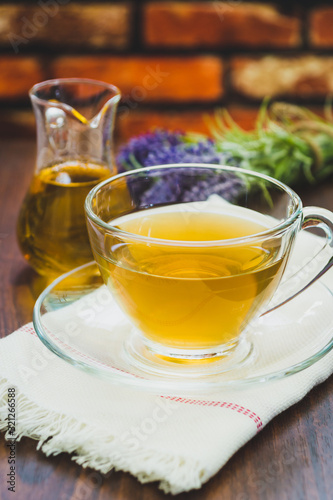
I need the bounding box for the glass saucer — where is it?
[33,262,333,395]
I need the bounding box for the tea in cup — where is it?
[85,165,333,365]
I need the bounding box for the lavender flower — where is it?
[143,139,231,167]
[181,176,245,204]
[140,167,244,207]
[116,130,185,173]
[116,130,242,205]
[116,130,232,171]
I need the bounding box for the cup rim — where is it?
[85,163,303,247]
[29,77,121,107]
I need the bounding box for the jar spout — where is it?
[29,78,121,172]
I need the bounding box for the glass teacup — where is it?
[85,164,333,367]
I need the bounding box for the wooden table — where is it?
[0,139,332,500]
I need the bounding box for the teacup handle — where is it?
[262,207,333,316]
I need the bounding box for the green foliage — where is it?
[208,101,333,187]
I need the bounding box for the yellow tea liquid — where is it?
[95,208,286,350]
[17,161,111,277]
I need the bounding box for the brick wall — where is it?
[0,1,331,143]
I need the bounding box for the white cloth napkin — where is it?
[0,236,332,494]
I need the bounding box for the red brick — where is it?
[52,56,223,102]
[117,110,213,143]
[231,56,333,99]
[309,8,333,48]
[0,4,131,51]
[144,2,301,48]
[0,57,43,98]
